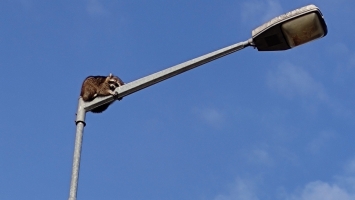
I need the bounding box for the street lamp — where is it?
[69,4,327,200]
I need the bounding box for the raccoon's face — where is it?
[108,77,123,91]
[109,83,117,90]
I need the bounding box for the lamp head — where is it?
[251,4,327,51]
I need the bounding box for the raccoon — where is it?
[80,73,124,113]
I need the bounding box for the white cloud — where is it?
[86,0,109,16]
[213,158,355,200]
[19,0,33,10]
[286,181,355,200]
[285,158,355,200]
[349,54,355,67]
[241,0,283,25]
[250,149,272,165]
[214,178,259,200]
[267,62,327,100]
[266,61,352,117]
[243,146,274,167]
[328,43,350,57]
[330,43,355,84]
[344,159,355,174]
[193,107,225,128]
[306,131,335,154]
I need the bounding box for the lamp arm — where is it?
[84,39,252,112]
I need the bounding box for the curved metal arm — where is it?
[84,39,252,112]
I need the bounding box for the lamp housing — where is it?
[251,4,327,51]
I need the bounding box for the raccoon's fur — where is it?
[80,73,124,113]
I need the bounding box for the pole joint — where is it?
[75,120,86,127]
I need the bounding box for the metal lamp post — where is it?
[68,4,327,200]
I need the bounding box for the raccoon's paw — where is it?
[108,90,116,95]
[112,91,118,98]
[113,91,123,101]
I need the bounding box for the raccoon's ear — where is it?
[109,73,113,77]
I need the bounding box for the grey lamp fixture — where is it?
[69,4,327,200]
[252,4,327,51]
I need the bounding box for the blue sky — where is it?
[1,0,355,200]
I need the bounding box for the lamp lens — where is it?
[281,12,325,47]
